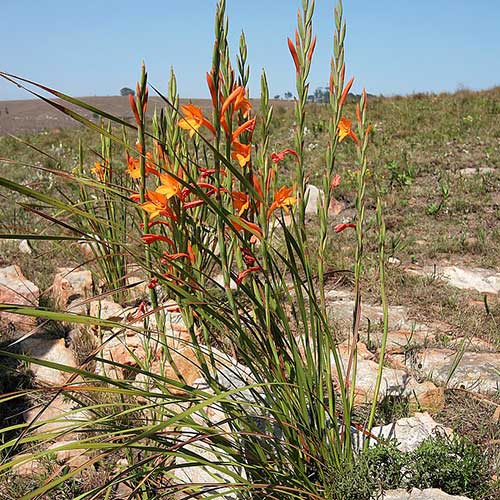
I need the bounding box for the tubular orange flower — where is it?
[338,117,359,144]
[229,216,263,240]
[334,223,356,233]
[129,94,140,125]
[126,151,157,179]
[231,141,251,167]
[267,186,297,218]
[178,103,215,137]
[232,117,256,143]
[187,241,196,265]
[206,72,218,108]
[141,234,174,246]
[307,35,317,62]
[126,153,141,178]
[236,265,261,285]
[234,88,252,118]
[331,174,341,189]
[339,76,355,108]
[288,37,300,73]
[221,86,252,118]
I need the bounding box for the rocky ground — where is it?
[1,252,498,499]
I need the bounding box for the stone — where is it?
[21,337,77,386]
[406,348,500,394]
[326,289,429,334]
[173,443,242,500]
[356,412,452,453]
[333,341,444,409]
[47,440,89,468]
[18,239,32,254]
[459,166,494,176]
[11,454,46,476]
[0,265,40,341]
[304,183,324,215]
[407,265,500,294]
[134,347,203,394]
[52,267,93,312]
[383,489,471,500]
[23,395,89,435]
[89,299,124,321]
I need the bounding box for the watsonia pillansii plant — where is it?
[0,0,387,498]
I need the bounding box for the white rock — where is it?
[23,395,89,435]
[355,412,452,453]
[304,183,324,215]
[21,337,77,386]
[18,239,32,254]
[383,488,472,499]
[407,265,500,294]
[459,167,494,176]
[408,348,500,394]
[52,267,93,311]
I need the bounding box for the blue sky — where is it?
[1,0,499,101]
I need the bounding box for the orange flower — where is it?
[126,151,158,179]
[141,191,176,221]
[156,172,181,200]
[126,153,141,178]
[231,191,250,215]
[267,186,297,218]
[91,161,106,181]
[178,103,215,137]
[338,117,359,144]
[231,141,251,167]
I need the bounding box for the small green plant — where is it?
[386,159,415,188]
[426,178,450,215]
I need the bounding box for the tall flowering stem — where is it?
[133,63,160,318]
[346,89,371,409]
[289,0,316,232]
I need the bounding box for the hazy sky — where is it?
[1,0,499,101]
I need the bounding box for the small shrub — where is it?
[407,434,490,497]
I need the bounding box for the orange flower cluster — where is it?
[177,84,255,168]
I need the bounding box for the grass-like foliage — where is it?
[0,1,396,498]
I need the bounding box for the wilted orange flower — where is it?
[267,186,297,218]
[338,117,359,144]
[178,103,215,137]
[231,141,251,167]
[270,148,298,164]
